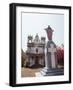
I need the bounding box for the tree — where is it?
[56,46,64,66]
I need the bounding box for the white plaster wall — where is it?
[39,59,44,65]
[30,47,44,54]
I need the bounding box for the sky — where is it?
[21,12,64,52]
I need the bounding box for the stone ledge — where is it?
[35,68,64,77]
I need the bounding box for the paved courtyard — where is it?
[21,64,64,77]
[21,67,42,77]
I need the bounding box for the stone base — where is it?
[35,67,64,77]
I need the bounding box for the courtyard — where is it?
[21,67,42,77]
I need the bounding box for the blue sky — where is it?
[22,12,64,52]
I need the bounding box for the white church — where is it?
[26,34,46,67]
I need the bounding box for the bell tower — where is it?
[28,35,33,43]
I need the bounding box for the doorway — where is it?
[35,56,39,66]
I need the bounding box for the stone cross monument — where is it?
[44,25,57,69]
[35,25,64,76]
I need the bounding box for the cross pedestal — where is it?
[48,44,57,68]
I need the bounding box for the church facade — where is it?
[26,34,46,67]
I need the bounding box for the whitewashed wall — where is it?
[30,47,44,54]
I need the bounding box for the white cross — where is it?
[48,44,57,68]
